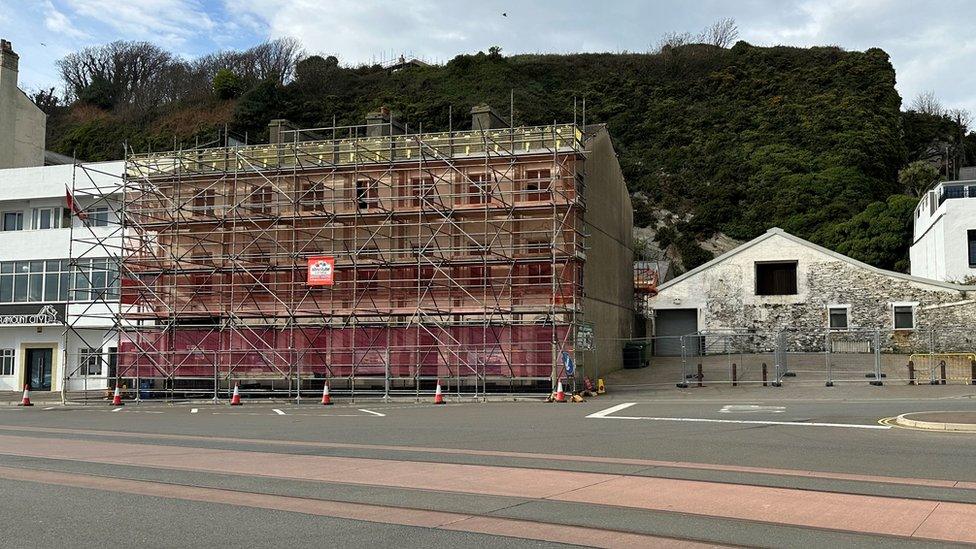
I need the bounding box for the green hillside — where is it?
[44,41,975,272]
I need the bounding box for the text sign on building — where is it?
[307,256,335,286]
[0,305,60,326]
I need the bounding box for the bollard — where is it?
[731,363,737,387]
[761,363,768,387]
[940,360,947,385]
[908,360,915,386]
[697,364,703,388]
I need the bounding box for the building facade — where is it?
[645,228,976,354]
[0,40,45,169]
[0,161,123,392]
[910,178,976,283]
[108,111,632,394]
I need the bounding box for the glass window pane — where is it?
[29,261,43,273]
[0,274,12,302]
[40,209,51,229]
[44,273,59,301]
[28,273,43,301]
[74,271,90,301]
[13,275,28,301]
[59,273,70,301]
[0,263,12,274]
[45,260,60,272]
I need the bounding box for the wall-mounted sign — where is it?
[307,256,335,286]
[0,305,60,326]
[576,323,595,351]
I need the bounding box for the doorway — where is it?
[26,348,53,391]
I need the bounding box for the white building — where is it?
[0,161,123,393]
[910,178,976,283]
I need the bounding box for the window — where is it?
[0,258,118,304]
[300,182,324,212]
[0,349,13,376]
[893,304,915,330]
[969,230,976,268]
[250,186,273,215]
[828,306,849,330]
[193,190,215,216]
[467,173,491,205]
[79,348,102,376]
[755,261,798,295]
[409,177,432,207]
[356,179,378,209]
[524,169,551,201]
[2,211,23,231]
[32,207,65,230]
[88,207,110,227]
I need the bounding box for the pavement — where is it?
[0,384,975,547]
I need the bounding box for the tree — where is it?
[213,68,244,100]
[820,195,918,272]
[911,90,945,117]
[899,160,940,197]
[57,41,174,115]
[701,18,739,48]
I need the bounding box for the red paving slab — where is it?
[1,433,975,543]
[0,466,716,548]
[0,424,966,490]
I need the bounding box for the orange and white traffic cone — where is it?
[554,381,566,403]
[19,385,32,407]
[433,380,445,405]
[111,386,124,406]
[321,382,332,406]
[230,384,242,406]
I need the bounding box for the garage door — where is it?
[653,309,698,356]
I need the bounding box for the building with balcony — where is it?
[910,176,976,282]
[0,161,123,393]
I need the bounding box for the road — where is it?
[1,388,975,547]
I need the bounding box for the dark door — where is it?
[653,309,699,356]
[26,348,53,391]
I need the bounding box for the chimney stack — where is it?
[365,106,405,137]
[470,103,508,131]
[0,39,18,72]
[1,39,46,168]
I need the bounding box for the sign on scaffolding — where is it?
[576,323,595,351]
[307,256,335,286]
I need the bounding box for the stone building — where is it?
[644,228,976,354]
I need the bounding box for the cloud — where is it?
[62,0,216,48]
[42,0,89,39]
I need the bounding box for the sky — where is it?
[0,0,974,114]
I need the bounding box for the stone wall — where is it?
[650,229,976,353]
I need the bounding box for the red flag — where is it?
[65,186,88,221]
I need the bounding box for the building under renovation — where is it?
[72,106,633,397]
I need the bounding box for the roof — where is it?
[657,227,976,293]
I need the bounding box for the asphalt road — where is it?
[0,386,974,547]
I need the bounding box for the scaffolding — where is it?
[67,122,587,400]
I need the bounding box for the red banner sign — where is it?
[307,256,335,286]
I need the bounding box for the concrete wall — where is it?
[911,192,976,282]
[0,41,45,169]
[580,126,634,378]
[651,229,976,351]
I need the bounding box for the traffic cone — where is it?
[433,380,445,404]
[19,385,32,407]
[230,384,242,406]
[554,381,566,403]
[111,386,124,406]
[320,382,332,405]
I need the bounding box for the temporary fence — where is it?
[638,327,976,388]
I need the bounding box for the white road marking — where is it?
[272,409,286,416]
[585,402,637,419]
[598,415,890,430]
[719,404,785,414]
[43,407,57,410]
[358,409,386,417]
[112,407,123,412]
[190,408,198,414]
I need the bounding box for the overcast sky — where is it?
[1,0,974,114]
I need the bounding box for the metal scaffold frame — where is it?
[67,121,588,401]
